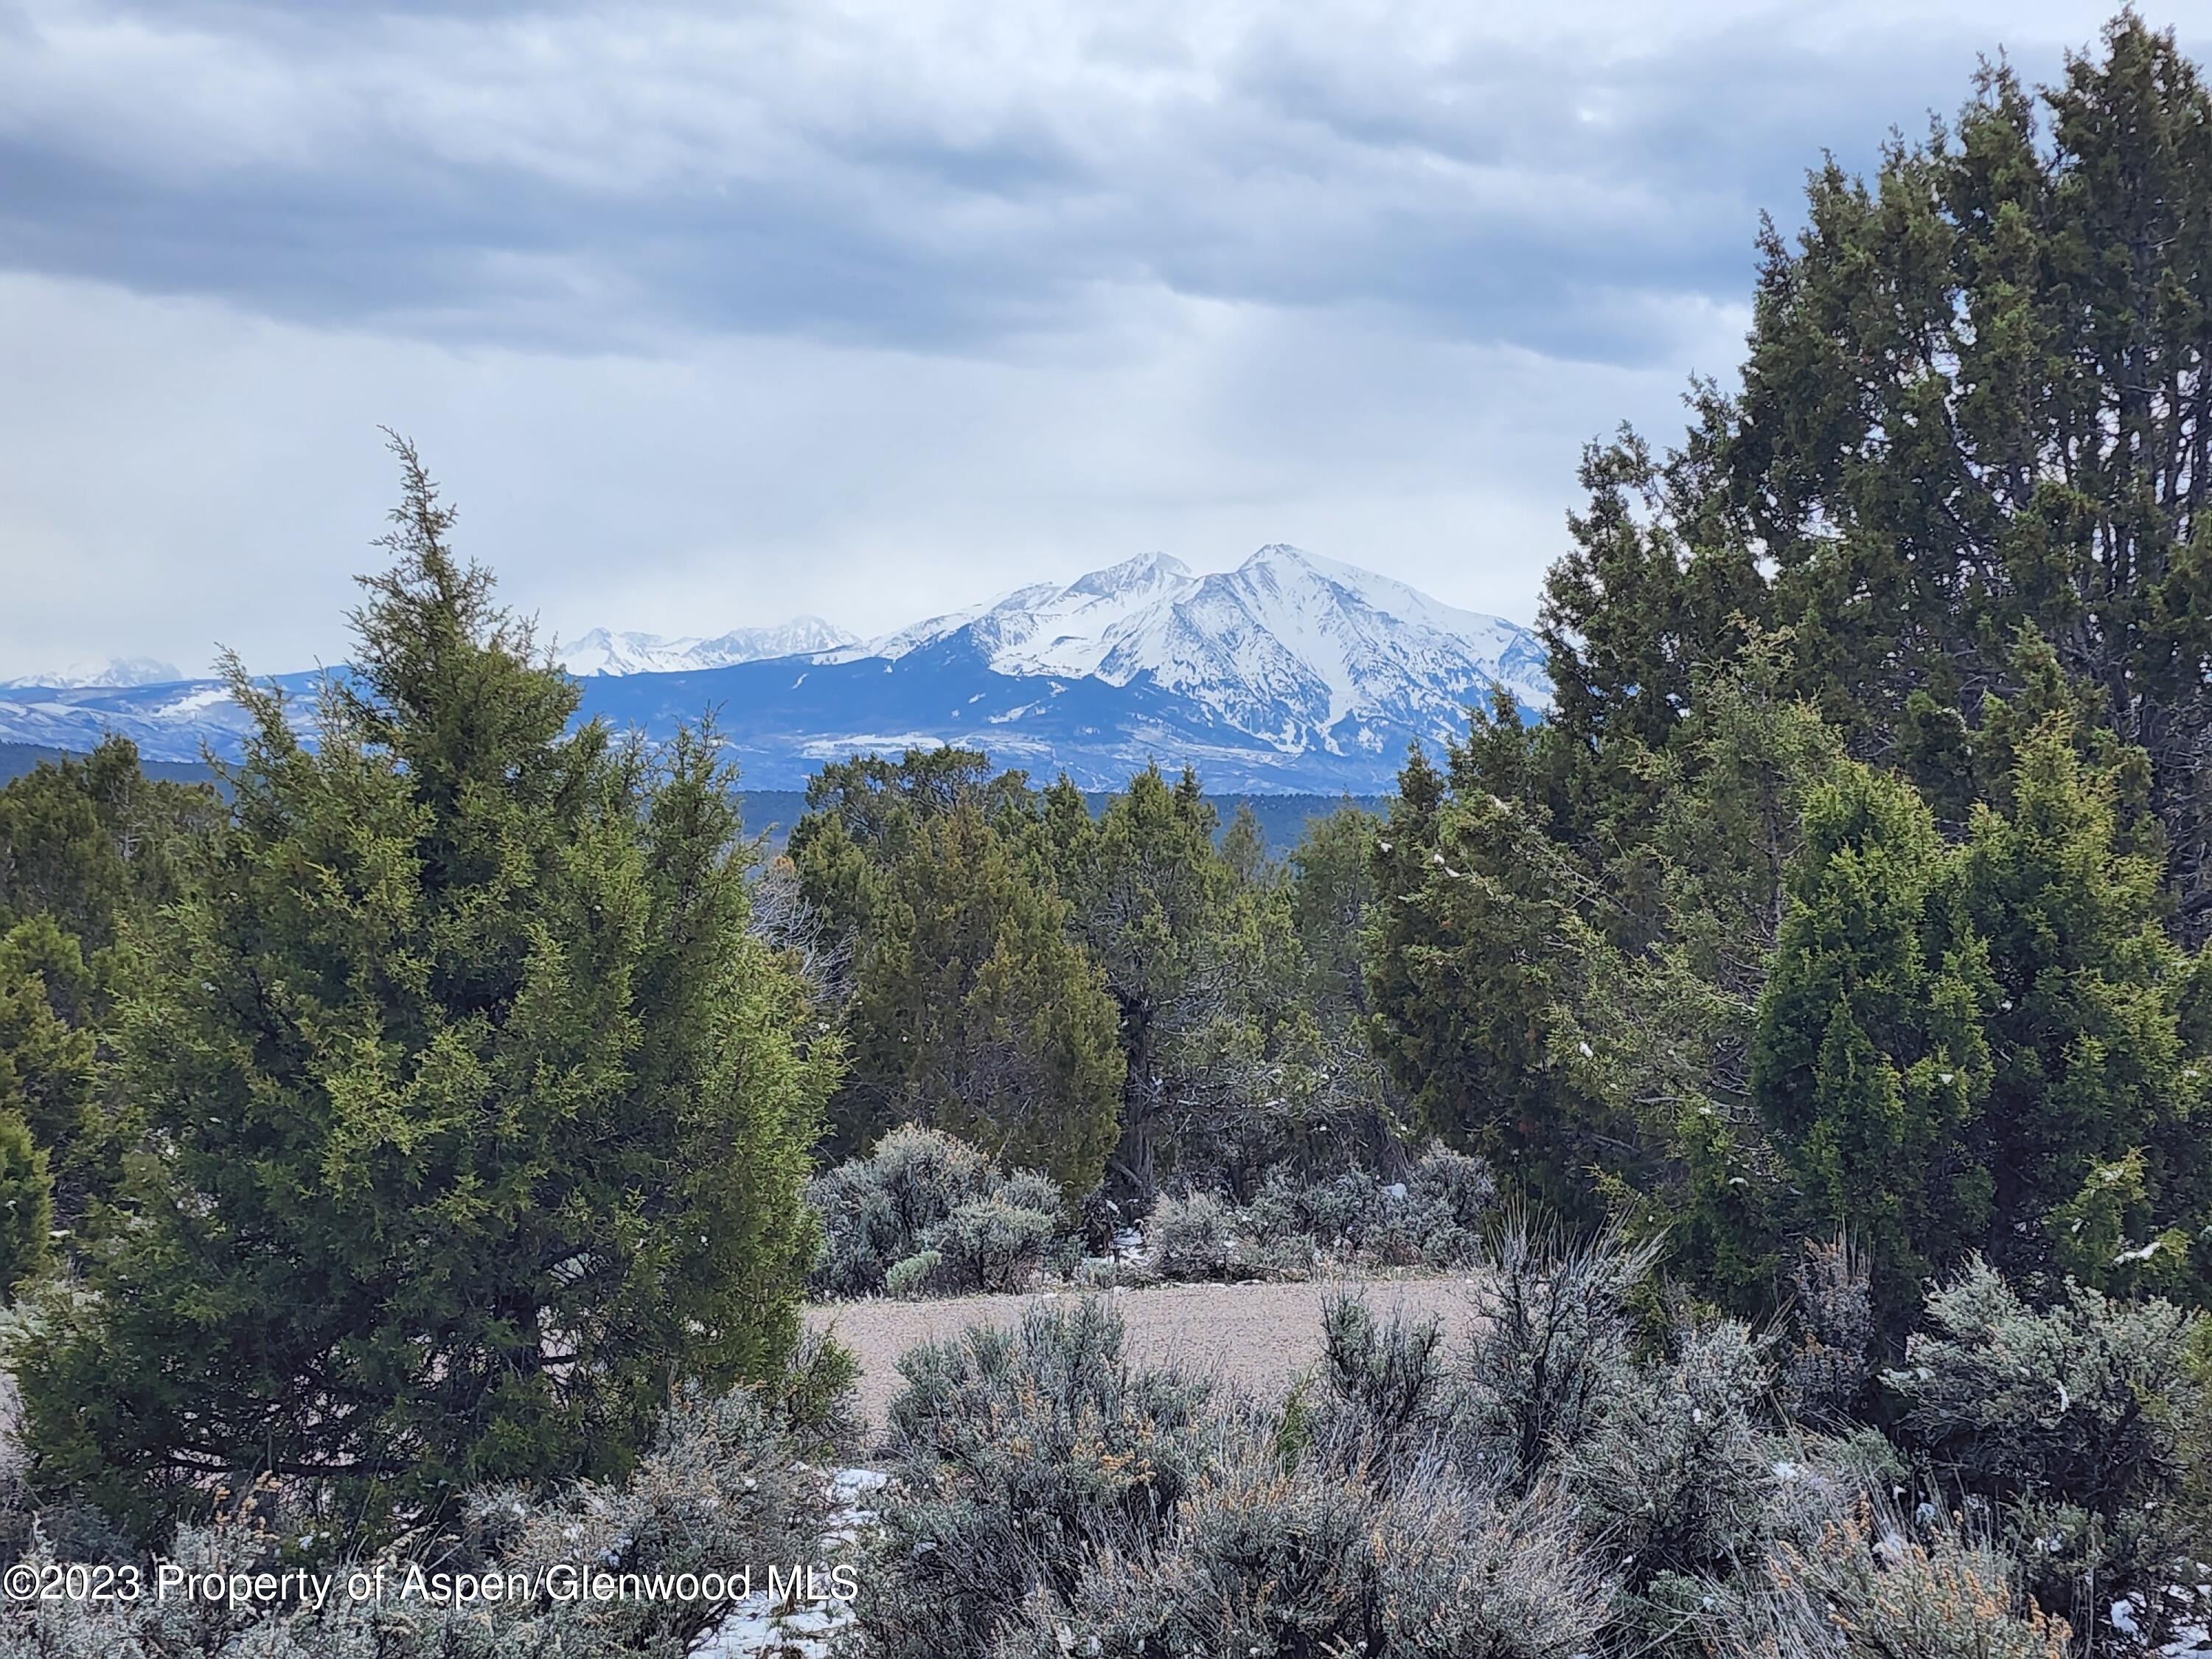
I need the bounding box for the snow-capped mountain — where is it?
[0,655,187,689]
[0,548,1549,791]
[825,546,1548,763]
[559,617,854,676]
[829,551,1200,672]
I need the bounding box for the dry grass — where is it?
[804,1274,1481,1437]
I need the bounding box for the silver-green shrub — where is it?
[0,1383,827,1659]
[1703,1502,2072,1659]
[1882,1257,2201,1650]
[922,1197,1063,1293]
[1565,1318,1779,1590]
[1460,1220,1657,1489]
[809,1124,1071,1298]
[881,1249,942,1298]
[985,1428,1610,1659]
[851,1298,1212,1659]
[1316,1293,1455,1458]
[1780,1235,1875,1425]
[1145,1191,1238,1280]
[1164,1144,1500,1279]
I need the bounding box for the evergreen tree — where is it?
[1759,20,2212,922]
[18,441,835,1537]
[1051,766,1238,1197]
[0,1111,50,1302]
[1363,723,1620,1217]
[0,735,218,954]
[1042,774,1397,1198]
[1574,643,1848,1307]
[0,739,219,1223]
[838,801,1123,1193]
[1289,803,1379,1011]
[0,918,100,1224]
[1220,801,1270,888]
[791,749,1124,1187]
[1540,428,1765,762]
[1959,709,2211,1293]
[1539,17,2212,932]
[1750,766,1996,1320]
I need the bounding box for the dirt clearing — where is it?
[805,1275,1481,1438]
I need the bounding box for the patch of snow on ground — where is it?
[696,1466,887,1658]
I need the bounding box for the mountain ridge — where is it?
[0,655,187,690]
[0,546,1548,792]
[557,616,856,676]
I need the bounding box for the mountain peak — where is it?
[1068,552,1190,598]
[0,549,1552,793]
[0,655,187,689]
[841,546,1550,742]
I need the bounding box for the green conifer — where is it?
[18,440,835,1537]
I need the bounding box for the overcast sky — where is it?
[0,0,2191,679]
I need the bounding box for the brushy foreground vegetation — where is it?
[843,1229,2188,1659]
[7,13,2212,1658]
[4,1226,2205,1658]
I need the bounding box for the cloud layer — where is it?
[0,0,2176,680]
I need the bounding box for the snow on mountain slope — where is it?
[822,553,1200,671]
[0,548,1548,791]
[560,617,854,676]
[0,655,187,689]
[818,544,1549,761]
[1096,545,1546,751]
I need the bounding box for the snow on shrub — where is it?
[1460,1219,1656,1489]
[1152,1144,1503,1281]
[1883,1256,2202,1651]
[1705,1502,2072,1659]
[987,1427,1610,1659]
[1146,1191,1239,1280]
[0,1381,833,1659]
[1565,1318,1779,1590]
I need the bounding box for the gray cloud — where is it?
[0,0,2133,361]
[0,0,2187,685]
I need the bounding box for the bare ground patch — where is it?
[805,1274,1481,1439]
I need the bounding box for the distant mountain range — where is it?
[0,655,184,690]
[0,546,1548,792]
[559,617,857,676]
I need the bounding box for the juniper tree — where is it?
[0,737,216,956]
[841,801,1123,1192]
[0,1112,49,1301]
[0,740,220,1223]
[1750,765,1996,1319]
[0,919,100,1226]
[793,751,1123,1190]
[1959,709,2211,1293]
[1048,766,1239,1197]
[17,440,835,1538]
[1363,720,1624,1220]
[1544,16,2212,933]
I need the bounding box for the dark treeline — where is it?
[738,787,1377,855]
[0,742,226,790]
